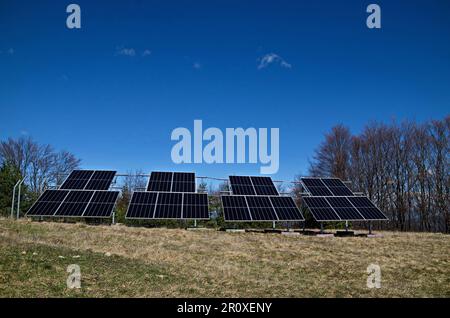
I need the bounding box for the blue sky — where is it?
[1,0,449,182]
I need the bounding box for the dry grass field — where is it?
[0,218,449,298]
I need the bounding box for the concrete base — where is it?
[335,230,355,237]
[281,232,300,237]
[316,233,335,238]
[225,229,246,233]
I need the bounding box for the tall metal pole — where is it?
[11,180,20,218]
[16,179,25,219]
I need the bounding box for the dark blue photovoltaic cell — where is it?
[60,170,95,190]
[302,197,341,221]
[126,192,158,218]
[83,191,119,217]
[146,172,174,192]
[269,196,304,221]
[26,190,69,216]
[229,176,256,195]
[84,171,116,190]
[172,172,196,193]
[54,191,94,217]
[222,195,252,221]
[182,193,209,219]
[154,192,182,218]
[250,176,279,196]
[347,196,388,220]
[246,196,278,220]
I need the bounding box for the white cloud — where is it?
[142,49,152,57]
[257,53,292,70]
[116,47,136,57]
[7,48,14,55]
[193,62,201,69]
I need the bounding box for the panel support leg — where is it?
[368,222,372,235]
[272,221,276,230]
[320,222,324,234]
[345,221,349,232]
[194,219,197,228]
[302,221,306,232]
[112,212,115,225]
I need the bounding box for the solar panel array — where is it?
[126,192,208,219]
[60,170,116,190]
[302,196,388,221]
[229,176,279,196]
[26,189,119,218]
[147,172,196,192]
[221,195,304,222]
[301,178,354,196]
[300,177,388,222]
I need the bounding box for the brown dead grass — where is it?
[0,218,449,297]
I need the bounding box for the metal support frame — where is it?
[345,221,349,232]
[368,222,372,235]
[112,212,115,225]
[194,219,197,228]
[320,222,324,234]
[11,180,21,218]
[272,221,276,229]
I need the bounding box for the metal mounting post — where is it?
[369,222,372,235]
[345,221,349,232]
[320,222,324,234]
[272,221,276,229]
[194,219,197,228]
[16,179,25,219]
[11,180,20,218]
[112,212,115,225]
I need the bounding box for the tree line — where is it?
[307,116,449,233]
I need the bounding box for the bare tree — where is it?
[0,136,81,193]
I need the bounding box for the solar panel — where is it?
[84,170,116,190]
[325,197,365,220]
[246,196,278,220]
[347,196,388,220]
[83,191,119,218]
[154,192,183,219]
[250,176,279,196]
[221,195,304,222]
[229,176,256,195]
[26,190,69,217]
[147,172,173,192]
[182,193,209,219]
[301,178,334,196]
[172,172,196,192]
[270,196,305,221]
[302,197,341,221]
[321,178,354,196]
[60,170,95,190]
[126,192,158,219]
[54,190,94,217]
[221,195,252,221]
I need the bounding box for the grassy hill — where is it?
[0,218,449,297]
